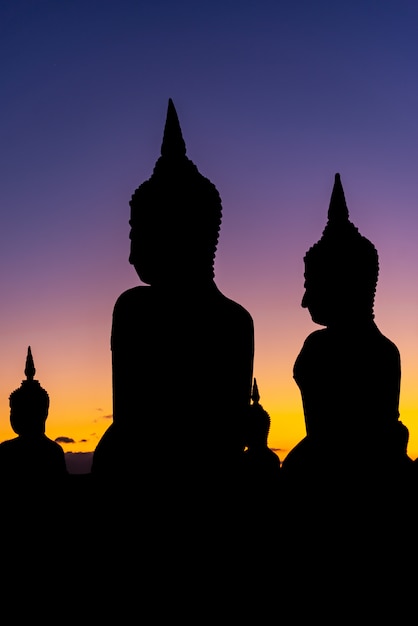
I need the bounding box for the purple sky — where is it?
[1,1,418,466]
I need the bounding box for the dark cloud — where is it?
[93,414,113,423]
[56,436,75,444]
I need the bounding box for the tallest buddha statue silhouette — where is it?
[92,100,254,503]
[281,173,411,499]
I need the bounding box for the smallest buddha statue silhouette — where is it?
[0,346,68,493]
[243,378,281,493]
[281,174,412,506]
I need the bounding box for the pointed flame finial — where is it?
[24,346,35,381]
[251,378,260,404]
[160,98,186,158]
[327,173,349,224]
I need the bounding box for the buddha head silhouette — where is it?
[9,346,50,437]
[129,99,222,286]
[302,173,379,326]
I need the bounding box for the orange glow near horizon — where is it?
[1,272,418,464]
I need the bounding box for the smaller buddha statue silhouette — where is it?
[0,346,68,489]
[239,377,282,534]
[243,378,281,490]
[281,173,411,499]
[92,99,254,504]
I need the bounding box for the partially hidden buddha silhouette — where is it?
[242,378,281,503]
[0,346,68,488]
[281,173,412,495]
[92,100,254,497]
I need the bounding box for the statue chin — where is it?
[136,270,152,285]
[129,258,152,285]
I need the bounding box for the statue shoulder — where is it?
[368,325,401,364]
[301,328,328,349]
[214,291,254,325]
[0,438,16,453]
[113,285,151,312]
[378,330,400,354]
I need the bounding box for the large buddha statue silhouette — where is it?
[92,100,254,501]
[281,173,411,497]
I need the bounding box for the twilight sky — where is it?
[1,0,418,470]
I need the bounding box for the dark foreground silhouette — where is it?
[1,106,418,617]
